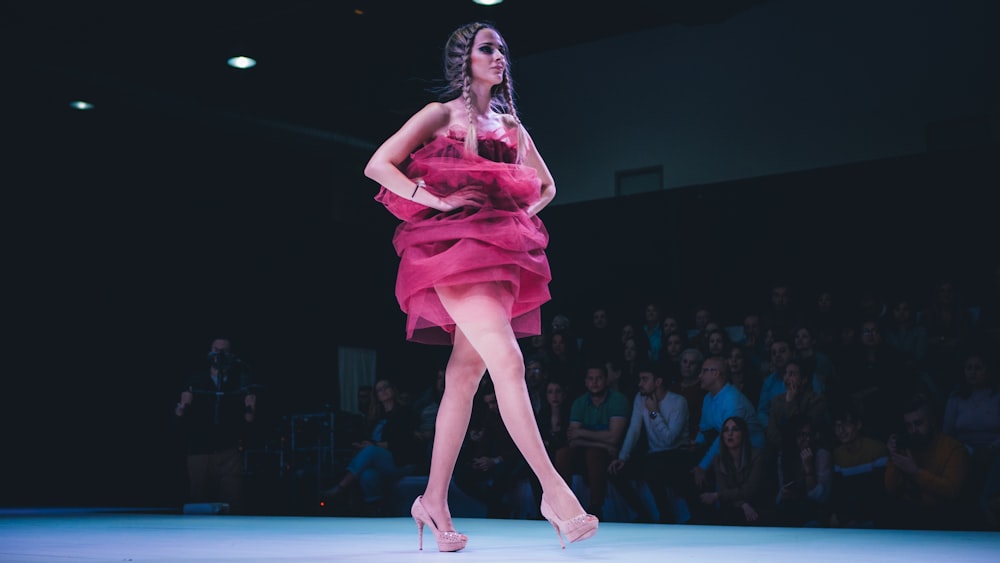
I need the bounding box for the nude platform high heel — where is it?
[410,496,467,552]
[539,494,599,548]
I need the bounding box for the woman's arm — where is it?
[364,102,467,211]
[517,125,556,217]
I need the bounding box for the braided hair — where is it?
[438,22,526,163]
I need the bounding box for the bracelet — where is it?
[411,179,426,199]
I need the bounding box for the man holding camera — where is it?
[884,394,968,529]
[174,337,257,513]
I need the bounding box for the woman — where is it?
[321,379,419,515]
[699,416,768,525]
[364,22,596,551]
[775,414,833,526]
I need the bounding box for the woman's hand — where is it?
[742,502,759,522]
[428,186,486,212]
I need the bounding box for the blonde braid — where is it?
[463,72,478,156]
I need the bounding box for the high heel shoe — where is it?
[410,496,467,552]
[539,494,599,549]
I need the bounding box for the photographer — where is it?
[884,394,968,529]
[174,337,256,513]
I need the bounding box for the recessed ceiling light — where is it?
[69,100,94,110]
[227,56,257,69]
[472,0,504,6]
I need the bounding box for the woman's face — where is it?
[722,419,744,449]
[551,333,566,356]
[794,328,813,352]
[374,380,394,402]
[666,334,683,357]
[783,363,803,389]
[708,332,725,355]
[797,423,814,450]
[728,347,744,374]
[621,324,634,342]
[546,382,564,406]
[623,338,637,362]
[470,28,506,87]
[965,356,987,388]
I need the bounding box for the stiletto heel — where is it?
[539,494,598,548]
[410,496,467,552]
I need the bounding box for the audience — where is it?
[208,260,999,532]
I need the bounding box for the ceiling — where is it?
[4,0,767,151]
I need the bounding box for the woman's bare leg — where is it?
[436,283,585,520]
[419,327,485,532]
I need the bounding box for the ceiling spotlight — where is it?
[69,100,94,110]
[472,0,504,5]
[227,56,257,69]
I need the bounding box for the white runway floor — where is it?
[1,508,998,562]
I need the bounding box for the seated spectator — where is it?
[536,378,572,502]
[923,278,974,392]
[883,297,928,381]
[320,379,420,516]
[608,361,691,523]
[884,394,969,530]
[558,364,629,519]
[766,360,829,450]
[524,358,549,416]
[702,326,732,361]
[453,382,529,519]
[728,344,763,410]
[774,414,833,527]
[943,351,1000,528]
[793,324,836,391]
[578,306,619,368]
[669,348,707,443]
[699,416,769,525]
[661,332,685,385]
[827,404,889,528]
[757,338,825,430]
[548,330,580,394]
[804,289,842,354]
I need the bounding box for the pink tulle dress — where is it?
[375,126,552,345]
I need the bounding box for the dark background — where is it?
[2,1,996,509]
